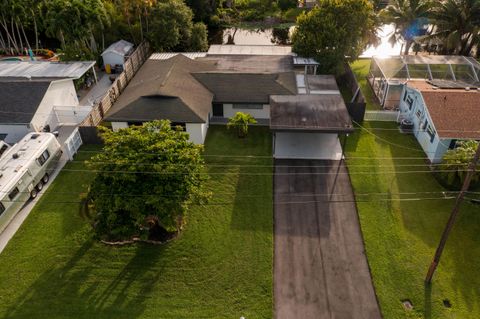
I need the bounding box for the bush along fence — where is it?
[80,41,151,127]
[337,63,366,122]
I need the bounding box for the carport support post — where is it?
[425,142,480,284]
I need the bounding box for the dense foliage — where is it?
[437,140,480,189]
[292,0,377,73]
[0,0,208,58]
[86,121,209,241]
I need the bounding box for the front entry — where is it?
[212,103,223,117]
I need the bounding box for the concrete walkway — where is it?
[0,156,68,254]
[274,159,381,319]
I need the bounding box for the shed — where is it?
[101,40,134,68]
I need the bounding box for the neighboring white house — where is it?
[399,80,480,163]
[0,61,95,144]
[101,40,134,69]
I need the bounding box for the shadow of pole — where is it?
[424,282,432,319]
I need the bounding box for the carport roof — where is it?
[269,95,353,133]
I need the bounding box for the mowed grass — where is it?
[345,122,480,318]
[350,59,382,110]
[0,126,273,319]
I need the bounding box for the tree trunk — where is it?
[20,23,31,51]
[32,12,39,50]
[14,19,24,53]
[403,39,412,55]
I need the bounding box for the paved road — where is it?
[274,159,382,319]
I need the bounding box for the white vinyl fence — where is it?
[64,127,83,160]
[364,110,399,122]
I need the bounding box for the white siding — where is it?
[223,104,270,119]
[0,124,31,144]
[186,123,208,144]
[103,52,125,68]
[31,80,79,131]
[111,122,129,131]
[399,86,448,163]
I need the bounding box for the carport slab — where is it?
[274,159,381,319]
[274,132,343,160]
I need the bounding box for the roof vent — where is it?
[432,86,438,90]
[31,133,40,139]
[12,153,19,159]
[465,87,471,91]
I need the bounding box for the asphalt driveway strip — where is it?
[274,159,382,319]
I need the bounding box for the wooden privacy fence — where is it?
[80,41,151,127]
[337,63,367,122]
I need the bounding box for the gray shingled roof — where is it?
[193,72,297,103]
[105,55,215,123]
[0,80,51,124]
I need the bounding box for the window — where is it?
[415,109,422,118]
[403,90,408,101]
[37,149,50,166]
[0,202,4,216]
[0,144,8,157]
[426,125,436,143]
[8,187,19,200]
[406,96,414,110]
[233,104,263,109]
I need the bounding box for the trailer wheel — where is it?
[42,173,49,184]
[36,181,44,191]
[30,189,38,199]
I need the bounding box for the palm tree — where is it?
[428,0,480,55]
[381,0,432,55]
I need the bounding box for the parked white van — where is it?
[0,132,62,233]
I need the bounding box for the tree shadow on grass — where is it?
[3,241,164,319]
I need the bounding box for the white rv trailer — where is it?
[0,132,62,234]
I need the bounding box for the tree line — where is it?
[0,0,210,60]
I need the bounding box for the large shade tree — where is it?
[86,120,210,242]
[381,0,432,55]
[292,0,377,73]
[439,140,480,188]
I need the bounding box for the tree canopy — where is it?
[292,0,376,73]
[438,140,480,189]
[86,120,210,241]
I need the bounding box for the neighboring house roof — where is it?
[208,45,292,56]
[105,54,215,123]
[150,52,208,60]
[0,61,95,79]
[101,40,134,57]
[269,94,353,133]
[193,72,297,103]
[408,80,480,139]
[199,55,294,73]
[0,80,51,124]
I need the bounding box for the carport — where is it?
[270,94,353,160]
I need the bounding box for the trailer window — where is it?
[37,150,50,166]
[8,187,19,200]
[0,202,4,216]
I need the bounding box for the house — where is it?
[399,80,480,163]
[101,40,134,70]
[105,45,353,159]
[0,61,95,144]
[367,55,480,109]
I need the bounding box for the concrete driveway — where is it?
[274,159,381,319]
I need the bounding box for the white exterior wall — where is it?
[31,80,79,132]
[399,86,450,163]
[186,122,208,144]
[111,122,129,131]
[223,104,270,119]
[102,52,125,68]
[0,124,31,144]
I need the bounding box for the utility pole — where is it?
[425,142,480,284]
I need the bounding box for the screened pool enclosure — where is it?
[368,55,480,109]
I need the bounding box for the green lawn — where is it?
[0,126,273,319]
[350,59,382,110]
[346,122,480,318]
